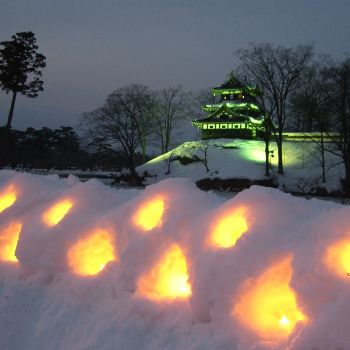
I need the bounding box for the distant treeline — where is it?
[0,126,146,171]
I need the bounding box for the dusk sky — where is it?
[1,0,350,130]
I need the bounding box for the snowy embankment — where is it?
[1,170,350,349]
[137,139,343,194]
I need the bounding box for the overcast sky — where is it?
[1,0,350,130]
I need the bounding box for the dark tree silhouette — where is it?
[289,64,332,183]
[82,84,155,181]
[237,43,313,175]
[0,31,46,128]
[322,58,350,191]
[0,126,93,171]
[154,86,189,153]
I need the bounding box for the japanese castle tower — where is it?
[192,73,266,140]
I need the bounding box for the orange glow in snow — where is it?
[67,228,116,276]
[209,207,248,248]
[233,256,307,342]
[0,222,22,262]
[0,186,17,214]
[136,244,191,301]
[43,199,73,227]
[324,238,350,278]
[133,196,165,231]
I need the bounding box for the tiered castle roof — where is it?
[192,73,265,139]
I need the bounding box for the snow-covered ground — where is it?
[137,139,343,194]
[1,170,350,349]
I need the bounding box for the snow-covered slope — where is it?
[137,139,343,193]
[1,171,350,349]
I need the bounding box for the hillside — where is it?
[137,139,343,194]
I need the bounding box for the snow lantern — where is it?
[0,185,17,214]
[232,255,307,343]
[42,198,73,227]
[132,195,165,231]
[324,237,350,278]
[209,207,248,248]
[67,228,116,276]
[0,221,22,262]
[136,244,191,301]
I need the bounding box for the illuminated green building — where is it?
[192,73,266,139]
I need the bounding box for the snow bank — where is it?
[0,170,349,350]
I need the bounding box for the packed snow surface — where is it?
[0,170,350,350]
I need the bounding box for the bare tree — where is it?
[261,112,275,177]
[165,148,177,175]
[289,63,331,130]
[289,63,332,183]
[190,88,219,119]
[237,43,313,174]
[82,84,155,180]
[154,86,189,154]
[198,140,210,173]
[322,57,350,191]
[246,84,275,177]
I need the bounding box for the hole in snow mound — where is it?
[132,196,165,231]
[0,221,22,262]
[324,238,350,278]
[67,228,117,276]
[0,185,17,214]
[232,255,307,343]
[42,199,73,227]
[209,207,248,248]
[136,244,191,301]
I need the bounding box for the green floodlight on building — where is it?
[192,72,266,140]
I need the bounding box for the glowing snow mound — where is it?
[0,172,350,350]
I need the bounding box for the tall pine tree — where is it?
[0,31,46,128]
